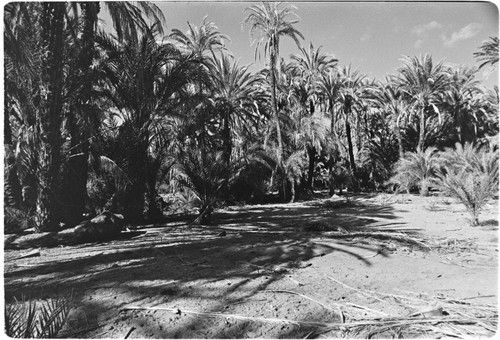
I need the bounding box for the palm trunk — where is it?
[124,137,148,223]
[306,146,316,190]
[345,111,357,191]
[270,38,287,203]
[396,124,404,159]
[60,3,100,226]
[34,2,66,232]
[417,106,425,152]
[223,107,231,166]
[329,99,336,137]
[4,107,23,208]
[270,44,283,156]
[289,179,295,203]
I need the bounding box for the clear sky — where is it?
[103,1,499,88]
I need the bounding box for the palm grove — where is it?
[4,2,499,233]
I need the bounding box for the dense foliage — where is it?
[4,2,499,230]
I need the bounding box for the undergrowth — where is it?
[5,294,73,338]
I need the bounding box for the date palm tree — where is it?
[171,17,229,149]
[396,54,450,151]
[31,2,66,231]
[440,66,482,144]
[371,77,412,158]
[98,25,199,222]
[290,42,337,101]
[474,36,499,69]
[4,3,41,212]
[316,69,344,137]
[60,2,166,225]
[244,2,304,158]
[288,43,337,190]
[336,65,367,186]
[210,52,262,165]
[4,2,168,230]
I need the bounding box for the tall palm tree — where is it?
[4,2,168,230]
[99,25,199,222]
[371,77,412,158]
[244,2,304,158]
[171,16,229,149]
[316,69,343,137]
[290,42,337,101]
[33,2,66,231]
[474,36,499,69]
[288,43,337,190]
[210,52,262,165]
[396,54,450,151]
[336,65,367,185]
[441,66,482,144]
[170,16,228,97]
[170,16,228,60]
[4,3,41,211]
[60,2,166,225]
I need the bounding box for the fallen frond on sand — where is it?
[429,237,480,254]
[322,275,498,338]
[121,305,496,337]
[323,230,432,250]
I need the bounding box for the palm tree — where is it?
[98,25,199,222]
[170,16,228,60]
[4,2,168,230]
[316,70,343,137]
[290,42,337,105]
[176,149,238,224]
[371,77,412,158]
[389,147,441,196]
[396,54,450,151]
[440,66,482,144]
[60,2,167,225]
[336,65,367,186]
[32,2,67,231]
[474,36,499,69]
[437,142,498,225]
[244,2,304,158]
[170,16,228,97]
[4,3,41,212]
[210,52,262,165]
[288,43,337,190]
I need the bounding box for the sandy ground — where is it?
[3,193,498,338]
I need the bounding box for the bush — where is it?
[5,294,73,338]
[229,160,270,204]
[388,148,440,196]
[176,149,236,224]
[4,207,34,234]
[436,142,499,225]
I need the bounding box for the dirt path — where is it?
[4,193,498,338]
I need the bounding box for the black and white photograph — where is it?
[3,1,499,338]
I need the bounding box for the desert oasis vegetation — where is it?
[3,1,499,338]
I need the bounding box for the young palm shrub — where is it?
[176,149,237,225]
[388,147,441,196]
[5,294,72,338]
[436,142,499,225]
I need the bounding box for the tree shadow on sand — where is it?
[4,197,426,338]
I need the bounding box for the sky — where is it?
[102,1,499,88]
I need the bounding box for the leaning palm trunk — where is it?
[34,3,66,231]
[344,111,357,191]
